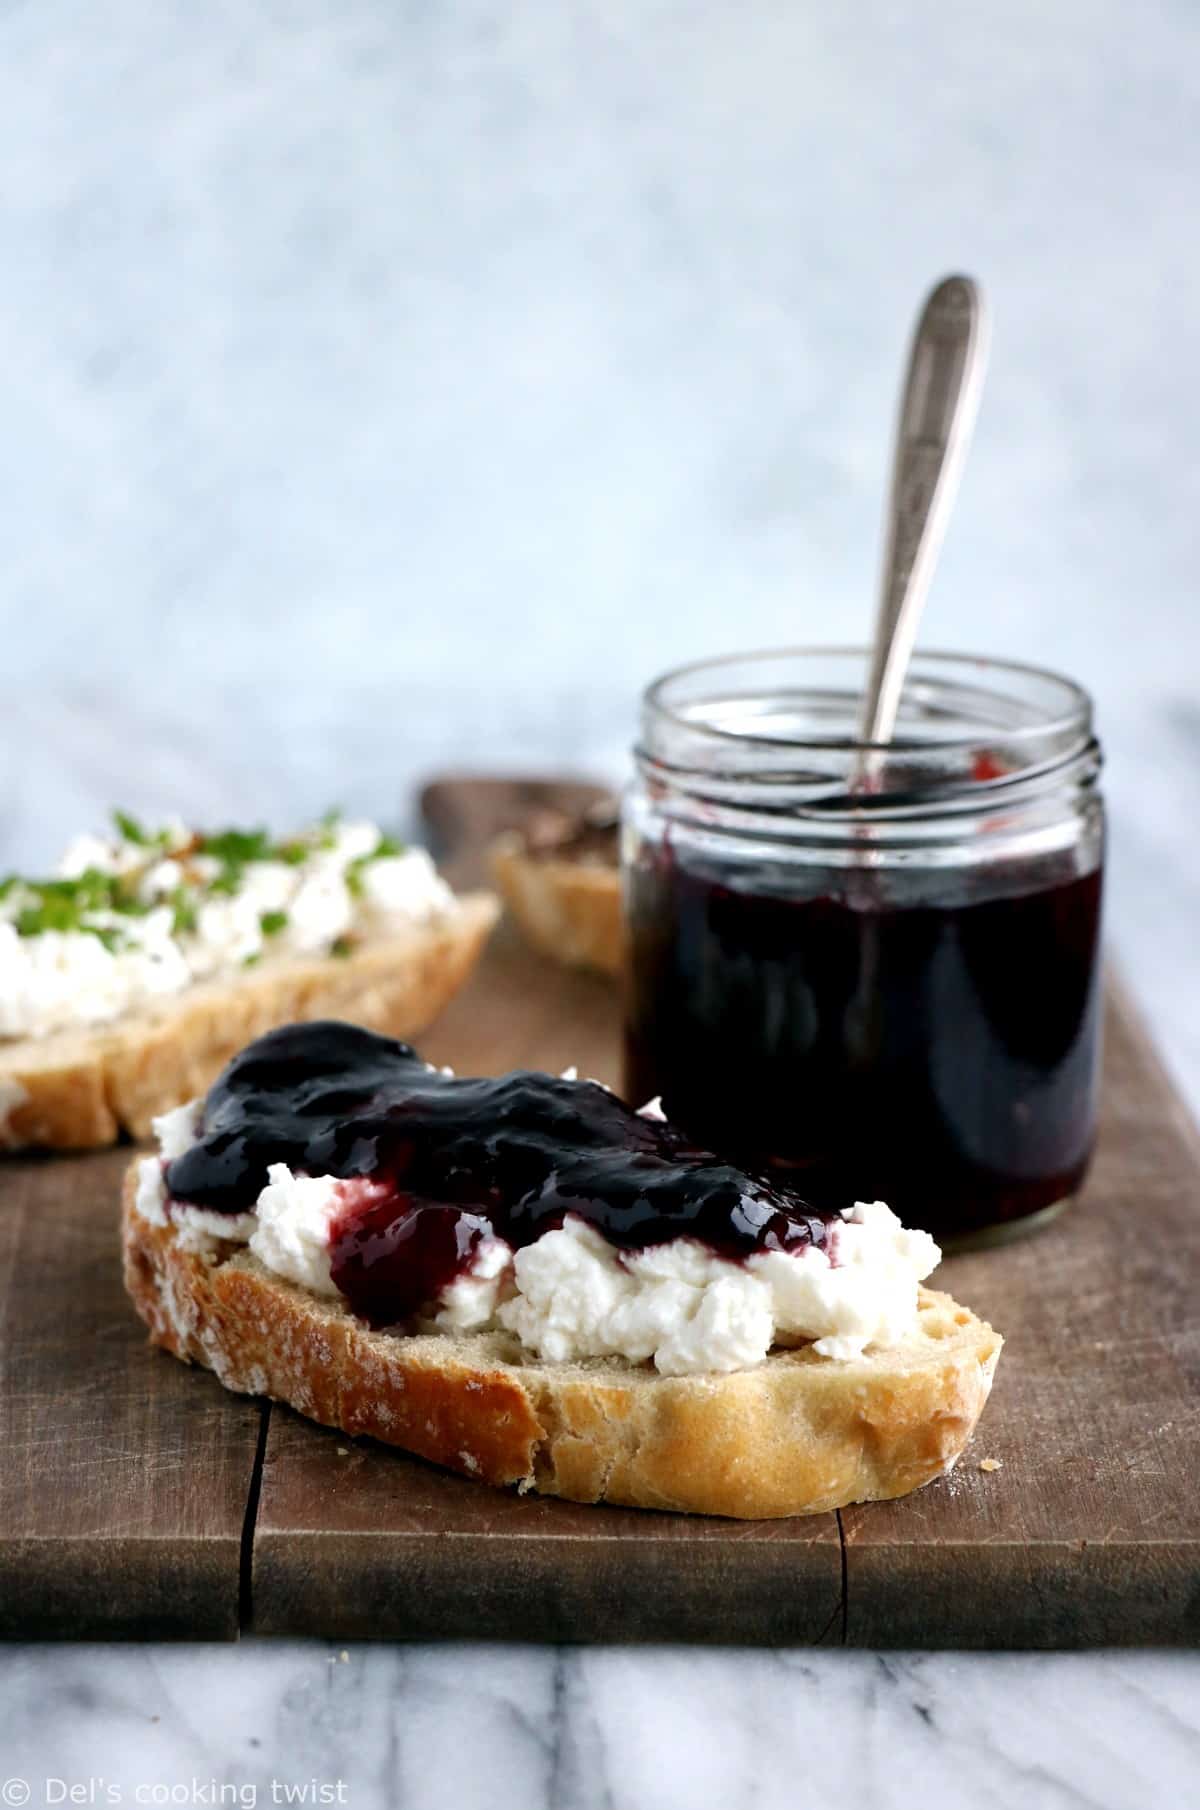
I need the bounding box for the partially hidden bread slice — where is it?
[122,1167,1002,1519]
[490,834,621,976]
[0,894,498,1153]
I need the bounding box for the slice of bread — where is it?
[0,894,498,1153]
[490,833,622,976]
[122,1166,1002,1520]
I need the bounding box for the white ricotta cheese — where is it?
[494,1207,939,1375]
[188,886,284,977]
[151,1097,204,1161]
[432,1237,515,1331]
[134,1155,169,1227]
[247,1164,349,1295]
[498,1219,776,1374]
[768,1199,942,1360]
[58,828,174,879]
[0,817,457,1041]
[358,848,457,926]
[173,1205,258,1252]
[0,912,191,1039]
[136,1079,941,1374]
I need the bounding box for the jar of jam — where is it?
[622,648,1105,1246]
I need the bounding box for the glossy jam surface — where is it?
[166,1021,835,1325]
[624,855,1104,1241]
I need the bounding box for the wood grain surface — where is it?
[3,776,1198,1643]
[0,1148,263,1638]
[251,1407,843,1644]
[842,988,1200,1646]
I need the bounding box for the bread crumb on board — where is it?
[978,1457,1003,1474]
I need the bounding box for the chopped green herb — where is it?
[16,904,61,937]
[198,827,274,866]
[113,809,148,845]
[111,812,174,852]
[242,951,262,967]
[345,834,404,898]
[6,866,158,936]
[13,894,127,951]
[168,888,198,935]
[330,935,355,959]
[43,871,107,909]
[4,813,401,950]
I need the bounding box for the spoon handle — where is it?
[857,274,989,747]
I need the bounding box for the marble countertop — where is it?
[1,1646,1197,1809]
[3,0,1200,1800]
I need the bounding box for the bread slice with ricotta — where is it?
[0,896,497,1152]
[489,806,621,977]
[122,1163,1001,1520]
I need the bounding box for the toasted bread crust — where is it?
[122,1167,1002,1519]
[490,835,621,976]
[0,895,498,1153]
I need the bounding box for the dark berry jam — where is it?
[165,1021,835,1327]
[623,854,1104,1242]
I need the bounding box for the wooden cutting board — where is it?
[2,778,1198,1645]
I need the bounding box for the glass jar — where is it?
[622,648,1105,1247]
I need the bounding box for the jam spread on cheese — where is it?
[165,1021,835,1325]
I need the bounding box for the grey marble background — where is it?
[1,3,1198,1803]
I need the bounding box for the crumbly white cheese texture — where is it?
[136,1098,941,1375]
[0,817,457,1040]
[495,1207,939,1371]
[250,1164,351,1295]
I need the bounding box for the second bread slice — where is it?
[0,893,498,1152]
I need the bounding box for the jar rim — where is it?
[643,645,1094,755]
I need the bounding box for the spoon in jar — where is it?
[856,274,989,761]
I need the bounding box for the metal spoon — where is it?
[856,274,989,751]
